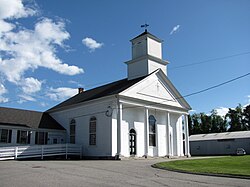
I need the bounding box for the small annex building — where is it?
[0,30,192,159]
[190,131,250,155]
[0,107,66,147]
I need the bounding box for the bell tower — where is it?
[125,30,169,80]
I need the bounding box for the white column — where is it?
[184,115,190,157]
[144,107,149,157]
[116,102,122,158]
[30,131,36,145]
[179,117,184,156]
[166,112,170,157]
[11,129,17,145]
[174,117,180,156]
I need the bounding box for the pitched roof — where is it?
[190,131,250,141]
[131,30,162,42]
[48,76,147,112]
[0,107,65,130]
[157,70,192,110]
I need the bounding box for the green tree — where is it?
[211,110,227,133]
[188,103,249,135]
[191,113,202,134]
[200,113,211,133]
[226,104,244,131]
[242,104,250,130]
[188,115,194,135]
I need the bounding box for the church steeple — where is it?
[125,31,169,80]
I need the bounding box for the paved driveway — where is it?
[0,158,249,187]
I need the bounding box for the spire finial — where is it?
[141,23,149,32]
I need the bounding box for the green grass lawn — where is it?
[154,156,250,177]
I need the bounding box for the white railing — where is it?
[0,144,82,160]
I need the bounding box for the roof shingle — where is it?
[48,76,146,112]
[0,107,65,130]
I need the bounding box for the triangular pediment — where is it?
[120,70,191,110]
[137,79,177,103]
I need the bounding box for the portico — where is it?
[115,99,190,158]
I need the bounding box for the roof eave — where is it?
[130,31,163,43]
[157,70,192,111]
[47,94,117,113]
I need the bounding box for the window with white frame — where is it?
[70,119,76,144]
[149,115,156,146]
[35,132,48,145]
[16,130,31,144]
[89,117,96,145]
[0,129,12,143]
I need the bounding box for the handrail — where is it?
[0,144,82,160]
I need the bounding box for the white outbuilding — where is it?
[48,30,192,159]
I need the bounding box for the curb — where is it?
[152,164,250,180]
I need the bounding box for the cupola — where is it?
[125,30,169,80]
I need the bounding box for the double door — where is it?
[129,129,136,155]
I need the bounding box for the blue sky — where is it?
[0,0,249,115]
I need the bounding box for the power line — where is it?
[120,72,250,111]
[1,72,249,119]
[79,51,250,89]
[44,69,249,118]
[169,51,250,70]
[182,72,250,98]
[71,72,250,118]
[3,72,250,108]
[83,51,250,89]
[1,50,249,107]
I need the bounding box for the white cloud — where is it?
[0,18,84,83]
[0,0,36,20]
[82,37,103,52]
[214,107,229,117]
[35,18,70,47]
[47,87,78,101]
[0,83,8,103]
[189,109,196,113]
[68,80,84,87]
[40,102,48,107]
[21,77,42,94]
[68,80,78,84]
[18,94,36,103]
[0,0,36,35]
[0,0,84,99]
[0,20,15,34]
[0,97,8,103]
[245,95,250,106]
[170,25,180,35]
[0,84,7,95]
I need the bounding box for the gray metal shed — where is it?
[190,131,250,155]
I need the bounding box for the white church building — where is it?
[47,30,192,159]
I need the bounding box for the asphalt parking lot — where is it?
[0,158,249,187]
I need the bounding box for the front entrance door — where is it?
[129,129,136,155]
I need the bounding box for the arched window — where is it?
[149,115,156,146]
[69,119,76,144]
[89,117,97,145]
[129,129,136,134]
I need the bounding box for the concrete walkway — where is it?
[0,158,249,187]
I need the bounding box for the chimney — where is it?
[78,87,84,94]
